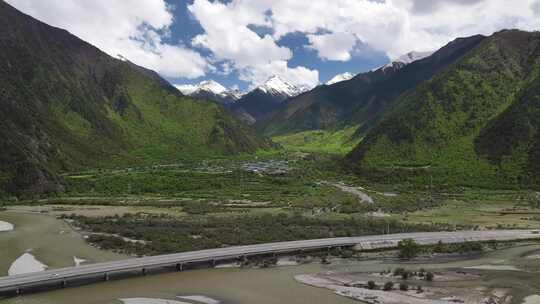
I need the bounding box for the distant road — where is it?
[1,230,539,296]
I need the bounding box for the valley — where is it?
[2,1,540,303]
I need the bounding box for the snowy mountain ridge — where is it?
[325,72,355,85]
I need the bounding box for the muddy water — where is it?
[4,265,359,304]
[0,211,124,275]
[3,211,540,304]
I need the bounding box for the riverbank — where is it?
[0,211,125,276]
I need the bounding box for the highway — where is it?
[1,229,539,296]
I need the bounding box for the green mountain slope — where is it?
[347,30,540,189]
[0,1,271,195]
[259,34,485,153]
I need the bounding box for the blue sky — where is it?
[8,0,540,92]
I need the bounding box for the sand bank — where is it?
[0,220,14,232]
[8,252,47,275]
[74,256,87,267]
[177,295,220,304]
[119,298,191,304]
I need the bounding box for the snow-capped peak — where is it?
[175,84,198,95]
[257,76,308,97]
[393,51,434,65]
[326,72,354,85]
[376,50,434,72]
[196,80,227,95]
[227,89,243,100]
[176,80,229,96]
[117,54,129,62]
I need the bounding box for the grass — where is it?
[272,126,360,155]
[400,191,540,229]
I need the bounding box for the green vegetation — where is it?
[348,30,540,189]
[383,282,394,291]
[398,239,421,259]
[399,283,409,291]
[401,189,540,230]
[67,212,437,256]
[0,2,271,196]
[272,126,360,155]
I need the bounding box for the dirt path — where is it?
[327,182,374,204]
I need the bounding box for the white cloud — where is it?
[307,32,358,61]
[7,0,210,78]
[407,0,485,15]
[187,0,313,87]
[189,0,291,68]
[188,0,540,62]
[532,0,540,15]
[9,0,540,88]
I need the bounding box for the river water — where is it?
[2,211,540,304]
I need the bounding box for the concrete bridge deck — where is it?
[1,229,539,297]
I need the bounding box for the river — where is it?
[2,211,540,304]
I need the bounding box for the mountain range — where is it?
[178,76,312,124]
[347,29,540,189]
[176,80,242,105]
[258,42,473,138]
[3,0,540,195]
[0,1,272,195]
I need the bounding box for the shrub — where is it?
[383,282,394,291]
[393,267,406,276]
[401,271,410,280]
[399,283,409,291]
[426,272,434,281]
[367,281,377,290]
[398,239,421,259]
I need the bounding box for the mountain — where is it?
[231,76,310,124]
[0,1,272,196]
[259,39,483,141]
[384,50,434,68]
[347,30,540,189]
[176,80,241,105]
[326,72,354,85]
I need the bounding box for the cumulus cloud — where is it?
[532,0,540,15]
[188,0,540,63]
[187,0,310,87]
[7,0,210,78]
[307,32,358,61]
[9,0,540,88]
[407,0,485,15]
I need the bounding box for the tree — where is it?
[426,272,434,281]
[401,271,410,280]
[367,281,377,290]
[399,283,409,291]
[383,282,394,291]
[398,238,421,260]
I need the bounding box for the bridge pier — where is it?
[104,273,109,281]
[15,288,21,296]
[61,280,67,288]
[142,268,147,276]
[176,263,183,271]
